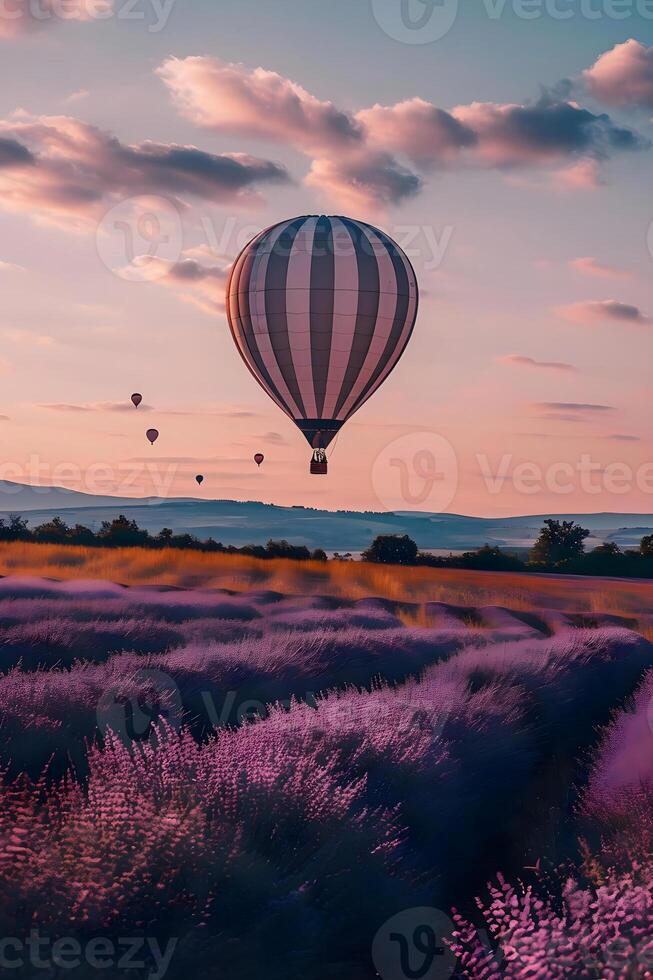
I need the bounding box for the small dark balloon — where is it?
[195,474,204,485]
[146,428,159,445]
[131,393,143,408]
[254,453,264,467]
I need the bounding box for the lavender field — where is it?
[1,571,652,979]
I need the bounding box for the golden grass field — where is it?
[0,540,652,621]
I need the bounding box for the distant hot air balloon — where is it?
[195,474,204,485]
[131,393,142,408]
[146,428,159,445]
[254,453,264,467]
[227,216,418,474]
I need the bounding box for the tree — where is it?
[529,519,590,567]
[0,514,31,542]
[68,524,97,546]
[458,544,525,572]
[33,516,71,543]
[311,548,328,562]
[362,534,419,566]
[640,534,653,558]
[97,515,150,548]
[265,539,311,561]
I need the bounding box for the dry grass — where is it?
[0,541,652,617]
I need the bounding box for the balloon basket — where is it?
[310,453,328,475]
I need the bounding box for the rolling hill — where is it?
[0,481,651,552]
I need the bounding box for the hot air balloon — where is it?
[195,474,204,485]
[131,393,142,408]
[254,453,264,467]
[226,216,418,474]
[146,428,159,445]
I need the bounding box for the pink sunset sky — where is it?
[0,2,652,516]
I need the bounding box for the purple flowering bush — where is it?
[0,576,652,978]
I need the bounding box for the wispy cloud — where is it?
[569,256,632,280]
[498,354,576,372]
[533,402,614,412]
[40,401,154,413]
[556,300,649,325]
[0,112,290,230]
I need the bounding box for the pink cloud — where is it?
[557,299,650,325]
[357,98,475,168]
[158,55,646,211]
[305,150,420,211]
[0,113,289,228]
[498,354,576,372]
[548,159,603,191]
[569,256,632,280]
[144,255,229,314]
[157,56,363,156]
[584,39,653,109]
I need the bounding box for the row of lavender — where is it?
[0,577,652,978]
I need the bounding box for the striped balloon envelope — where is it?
[226,215,419,473]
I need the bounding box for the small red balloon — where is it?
[146,428,159,445]
[254,453,264,467]
[131,393,142,408]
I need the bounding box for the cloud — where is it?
[40,401,154,413]
[557,299,650,325]
[158,56,647,209]
[584,39,653,109]
[450,95,645,166]
[64,89,90,104]
[569,256,632,280]
[305,150,421,210]
[533,402,614,412]
[0,113,290,228]
[548,159,603,191]
[0,259,25,272]
[606,433,640,442]
[142,255,229,313]
[357,98,476,168]
[259,431,288,445]
[0,0,111,39]
[157,56,363,156]
[498,354,576,372]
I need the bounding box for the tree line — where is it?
[362,520,653,577]
[0,514,328,562]
[1,513,653,577]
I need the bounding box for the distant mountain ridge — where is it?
[0,481,651,551]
